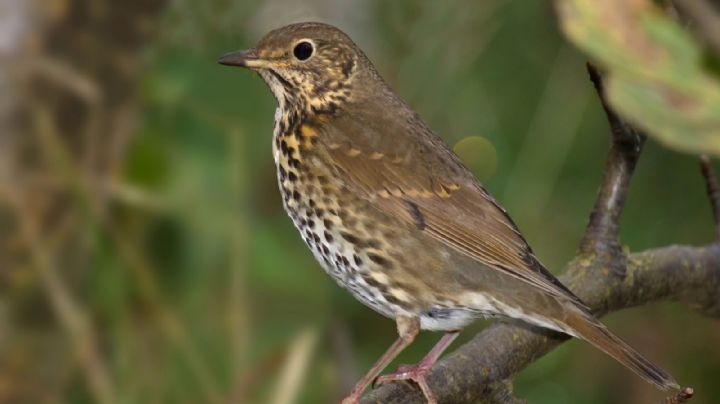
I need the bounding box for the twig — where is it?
[700,155,720,241]
[2,55,102,103]
[269,328,319,404]
[579,63,646,265]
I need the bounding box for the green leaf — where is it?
[556,0,720,156]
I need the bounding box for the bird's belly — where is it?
[281,189,400,318]
[419,308,480,331]
[274,152,415,320]
[274,170,509,329]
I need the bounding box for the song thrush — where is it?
[219,22,678,403]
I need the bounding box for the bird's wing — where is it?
[314,104,583,304]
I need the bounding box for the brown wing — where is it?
[314,101,582,303]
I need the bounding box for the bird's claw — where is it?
[372,362,437,404]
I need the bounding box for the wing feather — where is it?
[313,104,584,304]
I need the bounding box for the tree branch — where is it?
[578,63,645,267]
[700,155,720,241]
[362,66,719,403]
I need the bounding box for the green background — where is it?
[6,0,720,403]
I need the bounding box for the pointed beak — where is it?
[217,49,265,69]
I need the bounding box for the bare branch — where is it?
[363,244,720,403]
[700,155,720,241]
[579,63,646,263]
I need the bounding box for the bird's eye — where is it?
[293,41,314,61]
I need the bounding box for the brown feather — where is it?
[225,21,679,399]
[564,308,679,390]
[314,98,585,305]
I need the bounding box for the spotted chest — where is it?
[270,110,419,319]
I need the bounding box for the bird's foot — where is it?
[373,362,437,404]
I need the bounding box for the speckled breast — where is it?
[270,114,418,320]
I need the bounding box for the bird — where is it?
[218,22,679,403]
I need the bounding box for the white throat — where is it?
[259,70,289,111]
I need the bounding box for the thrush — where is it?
[219,22,678,403]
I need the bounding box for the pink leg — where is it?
[374,330,460,404]
[341,316,420,404]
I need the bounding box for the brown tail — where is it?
[565,309,679,391]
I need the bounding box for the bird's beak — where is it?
[217,49,266,69]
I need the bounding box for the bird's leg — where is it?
[341,316,419,404]
[374,330,461,404]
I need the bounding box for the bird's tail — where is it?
[564,309,679,391]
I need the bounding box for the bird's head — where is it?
[219,22,369,110]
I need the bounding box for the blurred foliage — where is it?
[1,1,719,404]
[557,0,720,157]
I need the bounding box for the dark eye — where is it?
[293,41,314,61]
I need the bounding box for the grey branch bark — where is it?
[578,63,645,266]
[700,156,720,241]
[362,65,719,403]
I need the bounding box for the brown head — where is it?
[219,22,380,110]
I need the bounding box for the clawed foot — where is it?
[373,362,437,404]
[340,362,437,403]
[339,329,456,404]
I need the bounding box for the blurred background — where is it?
[1,0,719,403]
